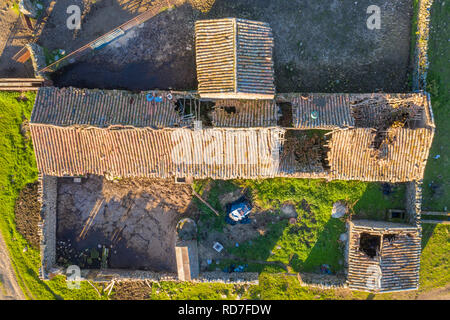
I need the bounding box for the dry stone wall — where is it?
[37,174,57,279]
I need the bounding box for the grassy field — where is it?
[416,0,450,296]
[0,91,105,300]
[421,0,449,211]
[420,224,450,291]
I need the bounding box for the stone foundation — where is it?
[26,43,48,79]
[77,269,259,284]
[37,175,57,279]
[405,181,423,229]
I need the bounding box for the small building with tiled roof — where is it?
[195,18,275,99]
[346,220,421,292]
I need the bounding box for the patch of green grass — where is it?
[224,178,372,273]
[0,91,105,300]
[198,179,407,274]
[422,0,450,211]
[420,224,450,291]
[353,183,406,220]
[247,273,338,300]
[150,273,342,300]
[11,1,20,16]
[151,281,239,300]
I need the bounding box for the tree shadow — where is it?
[35,0,198,90]
[421,223,437,249]
[297,217,346,273]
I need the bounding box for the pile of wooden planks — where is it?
[0,78,44,91]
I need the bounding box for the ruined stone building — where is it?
[31,18,434,292]
[346,220,422,292]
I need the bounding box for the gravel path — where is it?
[0,232,25,300]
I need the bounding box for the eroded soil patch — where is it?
[14,181,41,250]
[56,176,193,272]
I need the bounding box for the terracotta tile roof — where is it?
[327,127,434,182]
[347,220,421,292]
[30,88,434,182]
[195,18,275,99]
[31,87,188,128]
[30,125,284,179]
[284,93,433,130]
[289,94,354,129]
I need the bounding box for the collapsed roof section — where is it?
[30,87,434,182]
[327,127,433,182]
[347,220,421,293]
[280,93,435,130]
[195,18,275,99]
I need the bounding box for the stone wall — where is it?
[405,181,422,229]
[195,272,259,284]
[26,43,48,79]
[412,0,433,91]
[80,269,178,282]
[77,269,259,284]
[37,174,58,279]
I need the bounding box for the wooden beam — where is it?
[0,78,44,81]
[422,220,450,225]
[422,211,450,216]
[192,189,220,216]
[0,87,40,91]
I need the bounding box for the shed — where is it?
[195,18,275,99]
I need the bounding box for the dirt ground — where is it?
[56,176,194,272]
[0,232,25,300]
[26,0,413,92]
[111,280,152,300]
[207,0,414,93]
[0,0,34,77]
[14,182,41,249]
